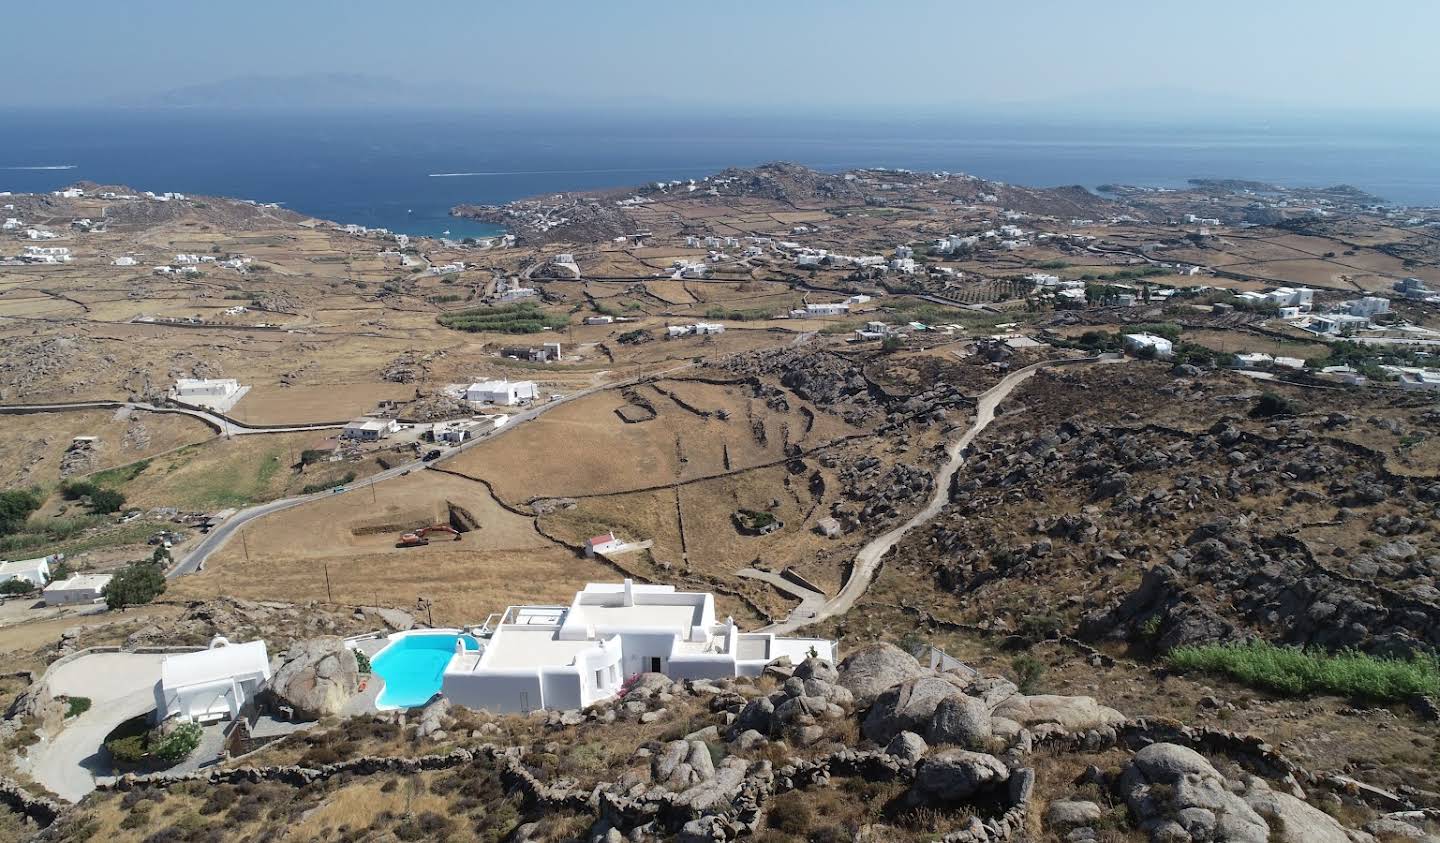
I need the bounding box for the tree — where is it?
[103,563,166,610]
[881,335,903,352]
[0,489,42,536]
[88,488,127,514]
[1,579,34,596]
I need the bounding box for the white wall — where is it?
[443,669,543,714]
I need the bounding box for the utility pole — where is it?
[323,563,333,603]
[240,528,250,563]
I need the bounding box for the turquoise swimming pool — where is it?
[371,633,480,709]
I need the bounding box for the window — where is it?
[609,665,619,685]
[595,668,606,689]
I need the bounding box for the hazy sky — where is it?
[7,0,1438,115]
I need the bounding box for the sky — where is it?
[5,0,1438,117]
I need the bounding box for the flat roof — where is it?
[575,602,702,632]
[160,640,270,689]
[0,558,49,576]
[480,627,595,669]
[44,573,112,591]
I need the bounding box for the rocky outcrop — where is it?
[264,637,360,720]
[837,642,927,706]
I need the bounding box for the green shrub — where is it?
[65,697,91,718]
[0,579,33,596]
[88,488,127,513]
[1168,641,1440,702]
[103,562,166,610]
[151,721,203,762]
[355,650,371,674]
[1250,392,1300,418]
[0,489,42,535]
[1012,654,1047,694]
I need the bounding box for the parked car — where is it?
[423,449,442,461]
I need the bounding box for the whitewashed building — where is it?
[153,637,271,724]
[1123,333,1174,359]
[804,302,851,317]
[0,556,53,589]
[341,418,400,441]
[173,378,240,399]
[424,581,835,713]
[466,380,538,406]
[22,245,71,263]
[43,573,113,606]
[112,256,138,266]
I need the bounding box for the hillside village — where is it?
[0,165,1438,841]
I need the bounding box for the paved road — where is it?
[30,652,165,802]
[761,356,1123,635]
[170,365,689,577]
[0,400,342,437]
[736,568,826,624]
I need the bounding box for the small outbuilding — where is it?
[43,573,112,606]
[153,637,271,724]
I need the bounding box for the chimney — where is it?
[622,578,635,607]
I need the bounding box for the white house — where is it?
[433,415,506,444]
[465,380,538,406]
[43,573,113,606]
[153,637,271,724]
[22,245,72,263]
[427,581,835,713]
[1123,333,1174,359]
[846,294,872,305]
[341,417,400,441]
[112,256,138,267]
[805,302,851,317]
[585,532,625,557]
[1234,353,1274,369]
[0,556,53,589]
[172,378,240,399]
[1344,296,1391,318]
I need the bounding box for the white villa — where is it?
[0,556,54,589]
[804,302,851,317]
[43,573,112,605]
[153,637,271,724]
[466,379,538,405]
[430,581,834,713]
[22,245,72,264]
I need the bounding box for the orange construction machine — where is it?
[396,525,462,548]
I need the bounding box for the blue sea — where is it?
[3,109,1438,238]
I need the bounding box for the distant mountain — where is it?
[150,73,470,109]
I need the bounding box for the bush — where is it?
[0,489,42,536]
[150,721,203,762]
[1012,654,1047,694]
[1168,641,1440,702]
[1250,392,1299,418]
[355,650,371,674]
[766,793,812,834]
[104,562,167,610]
[88,488,127,513]
[0,578,33,596]
[65,697,91,718]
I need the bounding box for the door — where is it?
[518,691,530,713]
[648,657,662,673]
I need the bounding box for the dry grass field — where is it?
[0,409,215,490]
[170,470,611,624]
[446,377,862,504]
[237,382,414,424]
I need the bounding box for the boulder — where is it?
[912,749,1009,802]
[653,740,715,789]
[992,693,1124,733]
[926,694,991,748]
[1120,744,1272,843]
[266,636,360,720]
[1242,779,1365,843]
[792,656,838,684]
[623,672,673,700]
[862,676,966,744]
[837,643,926,706]
[1046,799,1103,829]
[884,731,928,764]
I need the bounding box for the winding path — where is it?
[0,400,342,437]
[761,355,1124,635]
